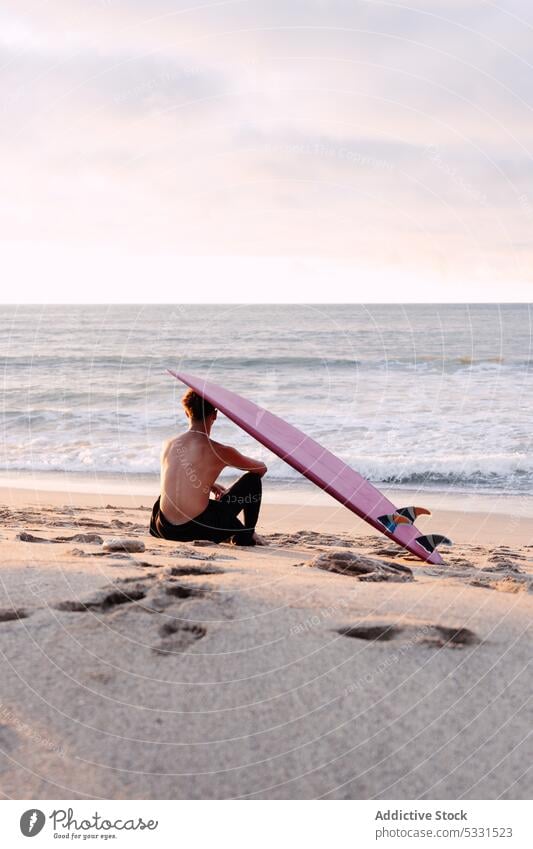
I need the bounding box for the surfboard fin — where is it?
[378,506,432,533]
[395,506,431,523]
[415,534,453,553]
[377,512,412,533]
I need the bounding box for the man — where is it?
[150,389,267,545]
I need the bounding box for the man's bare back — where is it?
[160,432,222,523]
[160,431,267,524]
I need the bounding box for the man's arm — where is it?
[216,443,268,477]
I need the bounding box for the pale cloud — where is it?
[1,0,532,300]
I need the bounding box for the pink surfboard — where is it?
[169,371,446,565]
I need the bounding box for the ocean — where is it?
[1,304,531,494]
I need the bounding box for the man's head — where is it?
[181,389,217,425]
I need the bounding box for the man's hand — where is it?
[211,482,228,500]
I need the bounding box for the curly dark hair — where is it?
[181,389,217,422]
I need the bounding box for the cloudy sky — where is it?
[2,0,532,300]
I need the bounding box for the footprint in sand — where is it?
[54,584,149,613]
[169,547,236,562]
[264,531,326,547]
[368,547,406,559]
[307,551,413,582]
[488,559,526,569]
[17,532,103,544]
[163,582,207,599]
[337,622,479,649]
[488,547,527,565]
[113,575,157,585]
[339,624,400,642]
[470,576,531,594]
[152,622,206,655]
[144,579,210,612]
[167,564,225,577]
[69,548,153,568]
[0,608,29,622]
[52,557,223,618]
[102,538,145,553]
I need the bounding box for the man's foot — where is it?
[252,532,268,546]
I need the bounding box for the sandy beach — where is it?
[3,0,533,824]
[0,482,531,800]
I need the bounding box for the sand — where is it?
[0,484,531,800]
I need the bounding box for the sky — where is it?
[1,0,533,301]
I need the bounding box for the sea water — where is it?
[1,304,531,494]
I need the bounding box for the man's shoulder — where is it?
[208,437,229,452]
[208,438,233,458]
[161,433,185,452]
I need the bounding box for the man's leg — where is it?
[150,496,232,543]
[189,499,252,544]
[220,472,262,543]
[149,498,162,537]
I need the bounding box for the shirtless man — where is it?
[150,389,267,545]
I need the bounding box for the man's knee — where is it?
[243,471,262,484]
[244,472,262,494]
